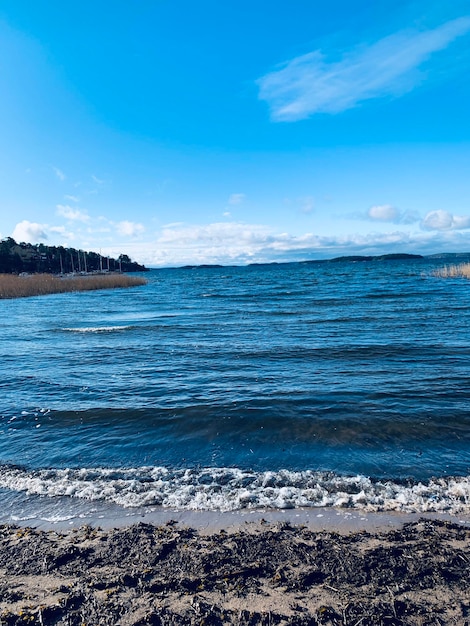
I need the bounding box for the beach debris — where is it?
[0,519,469,624]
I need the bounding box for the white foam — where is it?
[62,326,132,333]
[0,466,469,514]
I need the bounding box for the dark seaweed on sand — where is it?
[0,518,469,625]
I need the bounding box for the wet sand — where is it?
[1,515,469,625]
[11,498,470,534]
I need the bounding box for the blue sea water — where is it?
[1,259,470,522]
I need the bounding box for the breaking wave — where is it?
[61,326,133,333]
[1,465,469,514]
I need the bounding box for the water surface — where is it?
[1,259,470,522]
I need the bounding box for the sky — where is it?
[1,0,470,267]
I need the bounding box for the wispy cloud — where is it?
[224,193,246,218]
[49,225,75,240]
[116,220,145,237]
[300,196,315,214]
[159,221,269,243]
[52,166,66,181]
[421,209,470,230]
[56,204,90,222]
[155,222,273,264]
[368,204,401,221]
[367,204,420,224]
[228,193,246,205]
[257,16,470,121]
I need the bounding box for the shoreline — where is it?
[1,514,469,624]
[13,503,470,534]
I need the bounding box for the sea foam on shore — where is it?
[1,465,470,526]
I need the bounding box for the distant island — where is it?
[302,252,470,264]
[0,237,148,274]
[175,251,470,270]
[314,253,424,263]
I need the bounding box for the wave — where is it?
[0,465,469,514]
[61,325,133,333]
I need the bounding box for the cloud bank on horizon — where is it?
[0,1,469,267]
[9,205,470,267]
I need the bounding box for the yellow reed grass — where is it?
[433,263,470,279]
[0,273,147,299]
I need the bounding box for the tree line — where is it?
[0,237,148,274]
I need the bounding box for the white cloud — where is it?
[257,16,470,121]
[421,209,470,230]
[228,193,246,205]
[56,204,90,222]
[151,221,273,264]
[10,215,470,268]
[453,215,470,229]
[12,220,48,243]
[49,226,75,240]
[64,195,79,203]
[151,221,417,266]
[365,204,420,224]
[368,204,400,221]
[159,222,270,246]
[52,166,66,181]
[162,222,185,228]
[92,174,105,184]
[93,218,470,267]
[116,220,145,237]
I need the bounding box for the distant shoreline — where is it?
[152,251,470,271]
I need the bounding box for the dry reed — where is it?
[0,273,147,299]
[433,262,470,279]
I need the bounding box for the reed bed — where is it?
[0,273,147,299]
[433,262,470,279]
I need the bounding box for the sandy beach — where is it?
[1,515,469,625]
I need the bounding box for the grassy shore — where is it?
[0,273,147,299]
[433,262,470,279]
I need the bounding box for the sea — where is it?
[1,258,470,525]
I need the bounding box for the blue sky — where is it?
[1,0,470,266]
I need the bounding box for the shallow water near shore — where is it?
[1,259,470,524]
